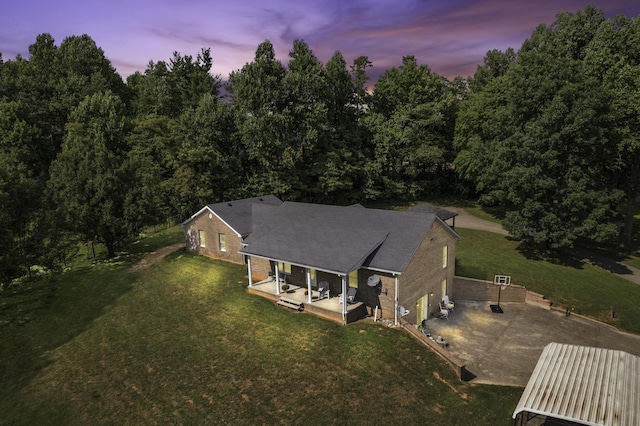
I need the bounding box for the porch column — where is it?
[247,257,253,287]
[275,266,281,296]
[306,268,312,304]
[341,275,347,321]
[394,274,399,326]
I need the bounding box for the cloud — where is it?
[2,0,639,82]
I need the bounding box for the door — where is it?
[416,294,429,324]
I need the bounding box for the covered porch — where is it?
[247,278,368,324]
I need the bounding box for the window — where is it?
[199,230,206,247]
[309,268,317,285]
[278,262,291,275]
[348,270,358,288]
[442,245,448,268]
[218,233,226,252]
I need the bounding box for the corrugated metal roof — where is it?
[513,343,640,426]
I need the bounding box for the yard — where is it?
[455,228,640,334]
[3,204,640,424]
[0,227,519,425]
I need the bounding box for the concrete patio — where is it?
[424,300,640,387]
[247,278,368,324]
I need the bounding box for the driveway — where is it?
[446,207,509,235]
[427,301,640,387]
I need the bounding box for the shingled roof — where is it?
[406,202,458,222]
[181,195,282,237]
[240,201,459,275]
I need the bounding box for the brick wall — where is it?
[400,220,457,324]
[249,257,272,281]
[183,211,244,264]
[453,276,527,303]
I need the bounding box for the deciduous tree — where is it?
[48,91,131,258]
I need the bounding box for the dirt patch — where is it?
[433,371,467,399]
[129,242,185,272]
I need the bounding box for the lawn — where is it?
[455,228,640,333]
[1,236,520,425]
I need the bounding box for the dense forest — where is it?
[0,6,638,284]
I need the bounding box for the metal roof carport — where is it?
[513,343,640,426]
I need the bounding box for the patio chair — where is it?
[397,305,410,317]
[339,287,357,304]
[438,303,449,319]
[443,295,455,311]
[318,281,330,300]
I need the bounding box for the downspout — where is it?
[247,257,253,287]
[341,275,347,322]
[394,274,399,326]
[275,265,281,296]
[306,268,312,304]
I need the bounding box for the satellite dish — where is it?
[398,305,409,316]
[367,275,380,287]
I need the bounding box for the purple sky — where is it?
[2,0,639,84]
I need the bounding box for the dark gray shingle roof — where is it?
[406,202,458,221]
[241,202,441,274]
[182,195,282,236]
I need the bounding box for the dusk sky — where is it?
[2,0,639,85]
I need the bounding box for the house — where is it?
[184,197,460,325]
[181,195,283,263]
[406,202,458,229]
[513,343,640,426]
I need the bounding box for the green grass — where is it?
[455,228,640,333]
[1,248,520,425]
[6,212,640,424]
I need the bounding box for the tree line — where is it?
[0,5,638,284]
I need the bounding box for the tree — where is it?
[583,14,640,248]
[127,61,174,118]
[169,94,240,218]
[168,48,220,114]
[227,40,294,197]
[282,39,331,200]
[319,51,365,203]
[0,101,43,282]
[364,56,458,200]
[350,56,372,121]
[48,91,131,258]
[469,48,517,92]
[454,6,623,248]
[124,114,180,227]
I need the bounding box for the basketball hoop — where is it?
[494,275,511,286]
[491,275,511,313]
